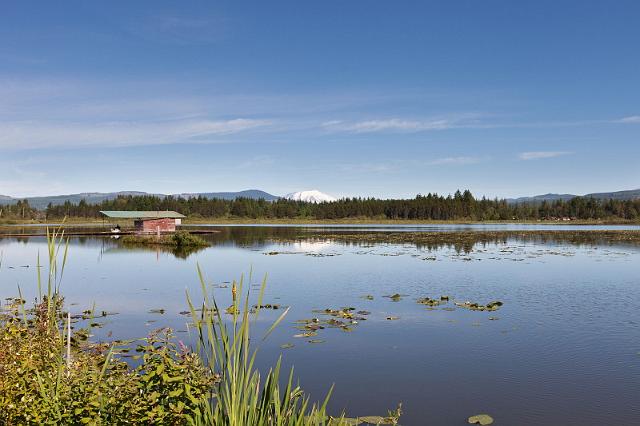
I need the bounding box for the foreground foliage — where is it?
[0,300,212,425]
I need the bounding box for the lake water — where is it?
[1,225,639,425]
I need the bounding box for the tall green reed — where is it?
[186,266,344,425]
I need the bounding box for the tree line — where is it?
[2,190,639,221]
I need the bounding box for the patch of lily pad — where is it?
[468,413,494,425]
[455,300,503,312]
[294,307,370,340]
[253,303,282,310]
[415,295,504,313]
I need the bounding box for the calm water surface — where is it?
[1,225,639,425]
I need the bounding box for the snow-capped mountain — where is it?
[285,190,337,203]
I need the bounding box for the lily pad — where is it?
[468,414,494,425]
[417,297,443,307]
[386,293,403,301]
[294,331,317,338]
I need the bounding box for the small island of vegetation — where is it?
[121,230,209,248]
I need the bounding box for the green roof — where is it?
[99,210,185,219]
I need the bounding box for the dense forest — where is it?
[1,190,639,221]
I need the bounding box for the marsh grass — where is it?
[186,269,337,425]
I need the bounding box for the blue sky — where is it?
[1,0,639,199]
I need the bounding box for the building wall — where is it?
[134,218,177,233]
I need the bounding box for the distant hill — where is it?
[585,188,640,200]
[0,189,279,209]
[508,188,640,204]
[507,193,577,203]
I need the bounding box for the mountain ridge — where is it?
[1,188,639,210]
[0,190,279,209]
[507,188,640,203]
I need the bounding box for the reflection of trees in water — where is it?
[272,231,640,254]
[101,242,207,259]
[183,226,308,249]
[182,227,640,254]
[3,228,639,258]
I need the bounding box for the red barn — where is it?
[100,210,185,233]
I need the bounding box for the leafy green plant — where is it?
[0,227,212,425]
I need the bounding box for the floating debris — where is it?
[386,316,399,321]
[148,308,165,314]
[280,343,294,349]
[308,339,325,344]
[361,295,374,300]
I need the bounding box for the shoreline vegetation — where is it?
[1,190,639,224]
[2,217,640,226]
[0,228,402,425]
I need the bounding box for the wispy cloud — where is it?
[518,151,572,161]
[323,115,481,133]
[426,156,488,166]
[0,118,271,150]
[617,115,640,124]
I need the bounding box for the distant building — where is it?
[99,211,185,233]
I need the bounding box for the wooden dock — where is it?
[0,229,220,238]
